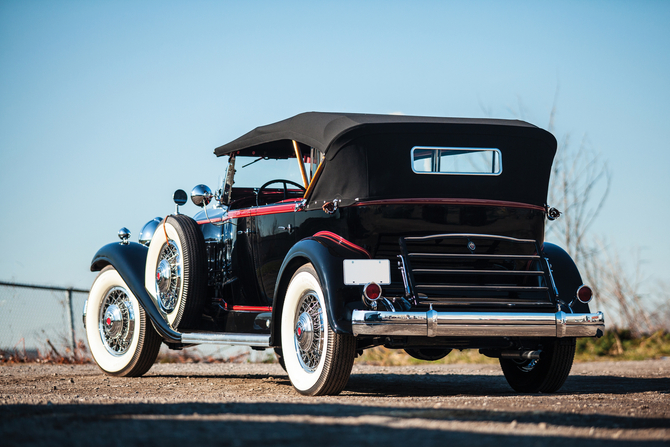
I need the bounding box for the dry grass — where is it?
[0,339,91,364]
[3,330,667,366]
[575,329,670,362]
[156,350,253,364]
[355,330,670,366]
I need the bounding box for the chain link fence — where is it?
[0,281,89,358]
[0,281,274,362]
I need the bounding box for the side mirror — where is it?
[173,189,187,214]
[191,184,213,207]
[173,189,187,206]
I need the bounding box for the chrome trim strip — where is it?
[413,269,545,276]
[416,284,548,292]
[352,310,604,338]
[404,233,535,244]
[408,253,541,260]
[181,332,271,347]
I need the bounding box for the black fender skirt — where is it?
[543,242,591,314]
[270,236,371,345]
[90,242,181,343]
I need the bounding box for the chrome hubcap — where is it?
[98,287,135,356]
[103,304,123,338]
[156,259,172,294]
[295,312,314,351]
[155,240,181,313]
[294,292,324,372]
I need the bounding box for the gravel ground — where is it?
[1,359,669,446]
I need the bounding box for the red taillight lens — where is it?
[363,282,382,300]
[576,285,593,303]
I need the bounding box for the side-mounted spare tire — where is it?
[145,214,207,331]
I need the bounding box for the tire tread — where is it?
[500,337,576,394]
[164,215,207,330]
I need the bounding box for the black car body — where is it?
[85,112,604,395]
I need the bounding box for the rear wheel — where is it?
[86,266,161,376]
[280,264,356,396]
[500,338,576,393]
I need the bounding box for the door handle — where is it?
[278,224,294,233]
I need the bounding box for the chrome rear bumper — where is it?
[351,309,605,338]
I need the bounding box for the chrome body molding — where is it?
[82,299,88,329]
[351,310,605,338]
[180,332,271,347]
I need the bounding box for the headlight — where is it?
[138,217,163,246]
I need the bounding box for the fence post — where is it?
[67,289,76,355]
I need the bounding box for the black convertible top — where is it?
[214,112,553,158]
[216,112,558,208]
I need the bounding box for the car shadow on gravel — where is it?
[1,401,668,429]
[142,371,670,397]
[1,402,668,447]
[343,373,670,397]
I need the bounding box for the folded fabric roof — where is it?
[214,112,552,159]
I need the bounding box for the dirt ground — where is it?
[1,359,669,446]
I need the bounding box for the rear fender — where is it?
[542,242,591,314]
[90,242,180,343]
[270,235,371,346]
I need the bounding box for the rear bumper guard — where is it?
[351,309,605,338]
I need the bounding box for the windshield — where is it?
[233,156,306,188]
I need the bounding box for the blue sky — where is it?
[1,0,668,291]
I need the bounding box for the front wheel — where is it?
[499,338,576,393]
[280,264,356,396]
[86,266,162,377]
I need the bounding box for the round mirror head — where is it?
[191,184,213,208]
[173,189,188,206]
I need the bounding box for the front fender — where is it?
[543,242,591,314]
[90,242,180,343]
[269,237,370,346]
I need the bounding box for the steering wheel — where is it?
[257,179,306,206]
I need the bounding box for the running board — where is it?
[181,332,271,347]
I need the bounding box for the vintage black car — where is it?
[85,112,604,395]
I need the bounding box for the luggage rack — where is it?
[397,233,558,309]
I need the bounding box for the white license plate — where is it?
[343,259,391,285]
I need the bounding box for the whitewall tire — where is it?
[144,214,206,330]
[280,264,356,396]
[86,266,161,377]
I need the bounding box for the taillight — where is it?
[363,282,382,301]
[576,285,593,303]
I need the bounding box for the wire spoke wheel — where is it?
[145,214,206,330]
[86,266,161,377]
[281,263,356,396]
[294,292,325,372]
[98,286,135,356]
[155,240,181,313]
